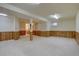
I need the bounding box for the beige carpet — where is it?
[0,36,79,56]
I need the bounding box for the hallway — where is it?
[0,36,79,56]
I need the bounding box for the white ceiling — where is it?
[0,7,45,23]
[10,3,79,20]
[1,3,79,23]
[0,7,31,20]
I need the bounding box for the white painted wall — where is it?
[0,15,20,32]
[0,14,75,32]
[35,22,47,31]
[14,17,20,31]
[76,11,79,32]
[35,18,75,31]
[50,18,75,31]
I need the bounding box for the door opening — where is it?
[25,23,33,41]
[25,23,30,36]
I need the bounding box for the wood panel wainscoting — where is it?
[33,31,75,38]
[33,31,50,37]
[49,31,75,38]
[0,31,20,41]
[19,30,26,36]
[75,32,79,44]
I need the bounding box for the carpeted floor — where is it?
[0,36,79,56]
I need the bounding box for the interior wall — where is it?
[76,12,79,32]
[34,18,75,31]
[35,22,47,31]
[0,15,20,32]
[50,18,75,31]
[75,11,79,44]
[33,18,75,38]
[19,19,27,36]
[19,20,26,31]
[19,19,40,36]
[0,15,20,40]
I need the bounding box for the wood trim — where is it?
[33,31,50,37]
[75,32,79,44]
[0,31,76,41]
[19,30,26,35]
[49,31,75,38]
[0,31,20,41]
[33,31,75,38]
[0,33,1,39]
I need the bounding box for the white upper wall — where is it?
[35,18,75,31]
[76,11,79,32]
[0,14,75,32]
[35,22,47,31]
[0,15,20,32]
[50,18,75,31]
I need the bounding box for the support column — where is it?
[29,19,33,41]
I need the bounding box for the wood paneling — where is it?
[75,32,79,44]
[0,31,76,41]
[49,31,75,38]
[12,32,20,40]
[0,33,1,40]
[33,31,50,37]
[33,31,75,38]
[20,30,26,35]
[0,31,20,41]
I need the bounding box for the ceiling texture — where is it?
[0,3,79,23]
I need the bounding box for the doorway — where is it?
[25,23,30,37]
[25,23,33,41]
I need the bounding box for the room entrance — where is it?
[25,23,33,41]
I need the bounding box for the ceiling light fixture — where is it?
[49,14,60,19]
[0,13,8,16]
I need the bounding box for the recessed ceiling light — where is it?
[49,14,60,19]
[0,13,8,16]
[52,22,58,26]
